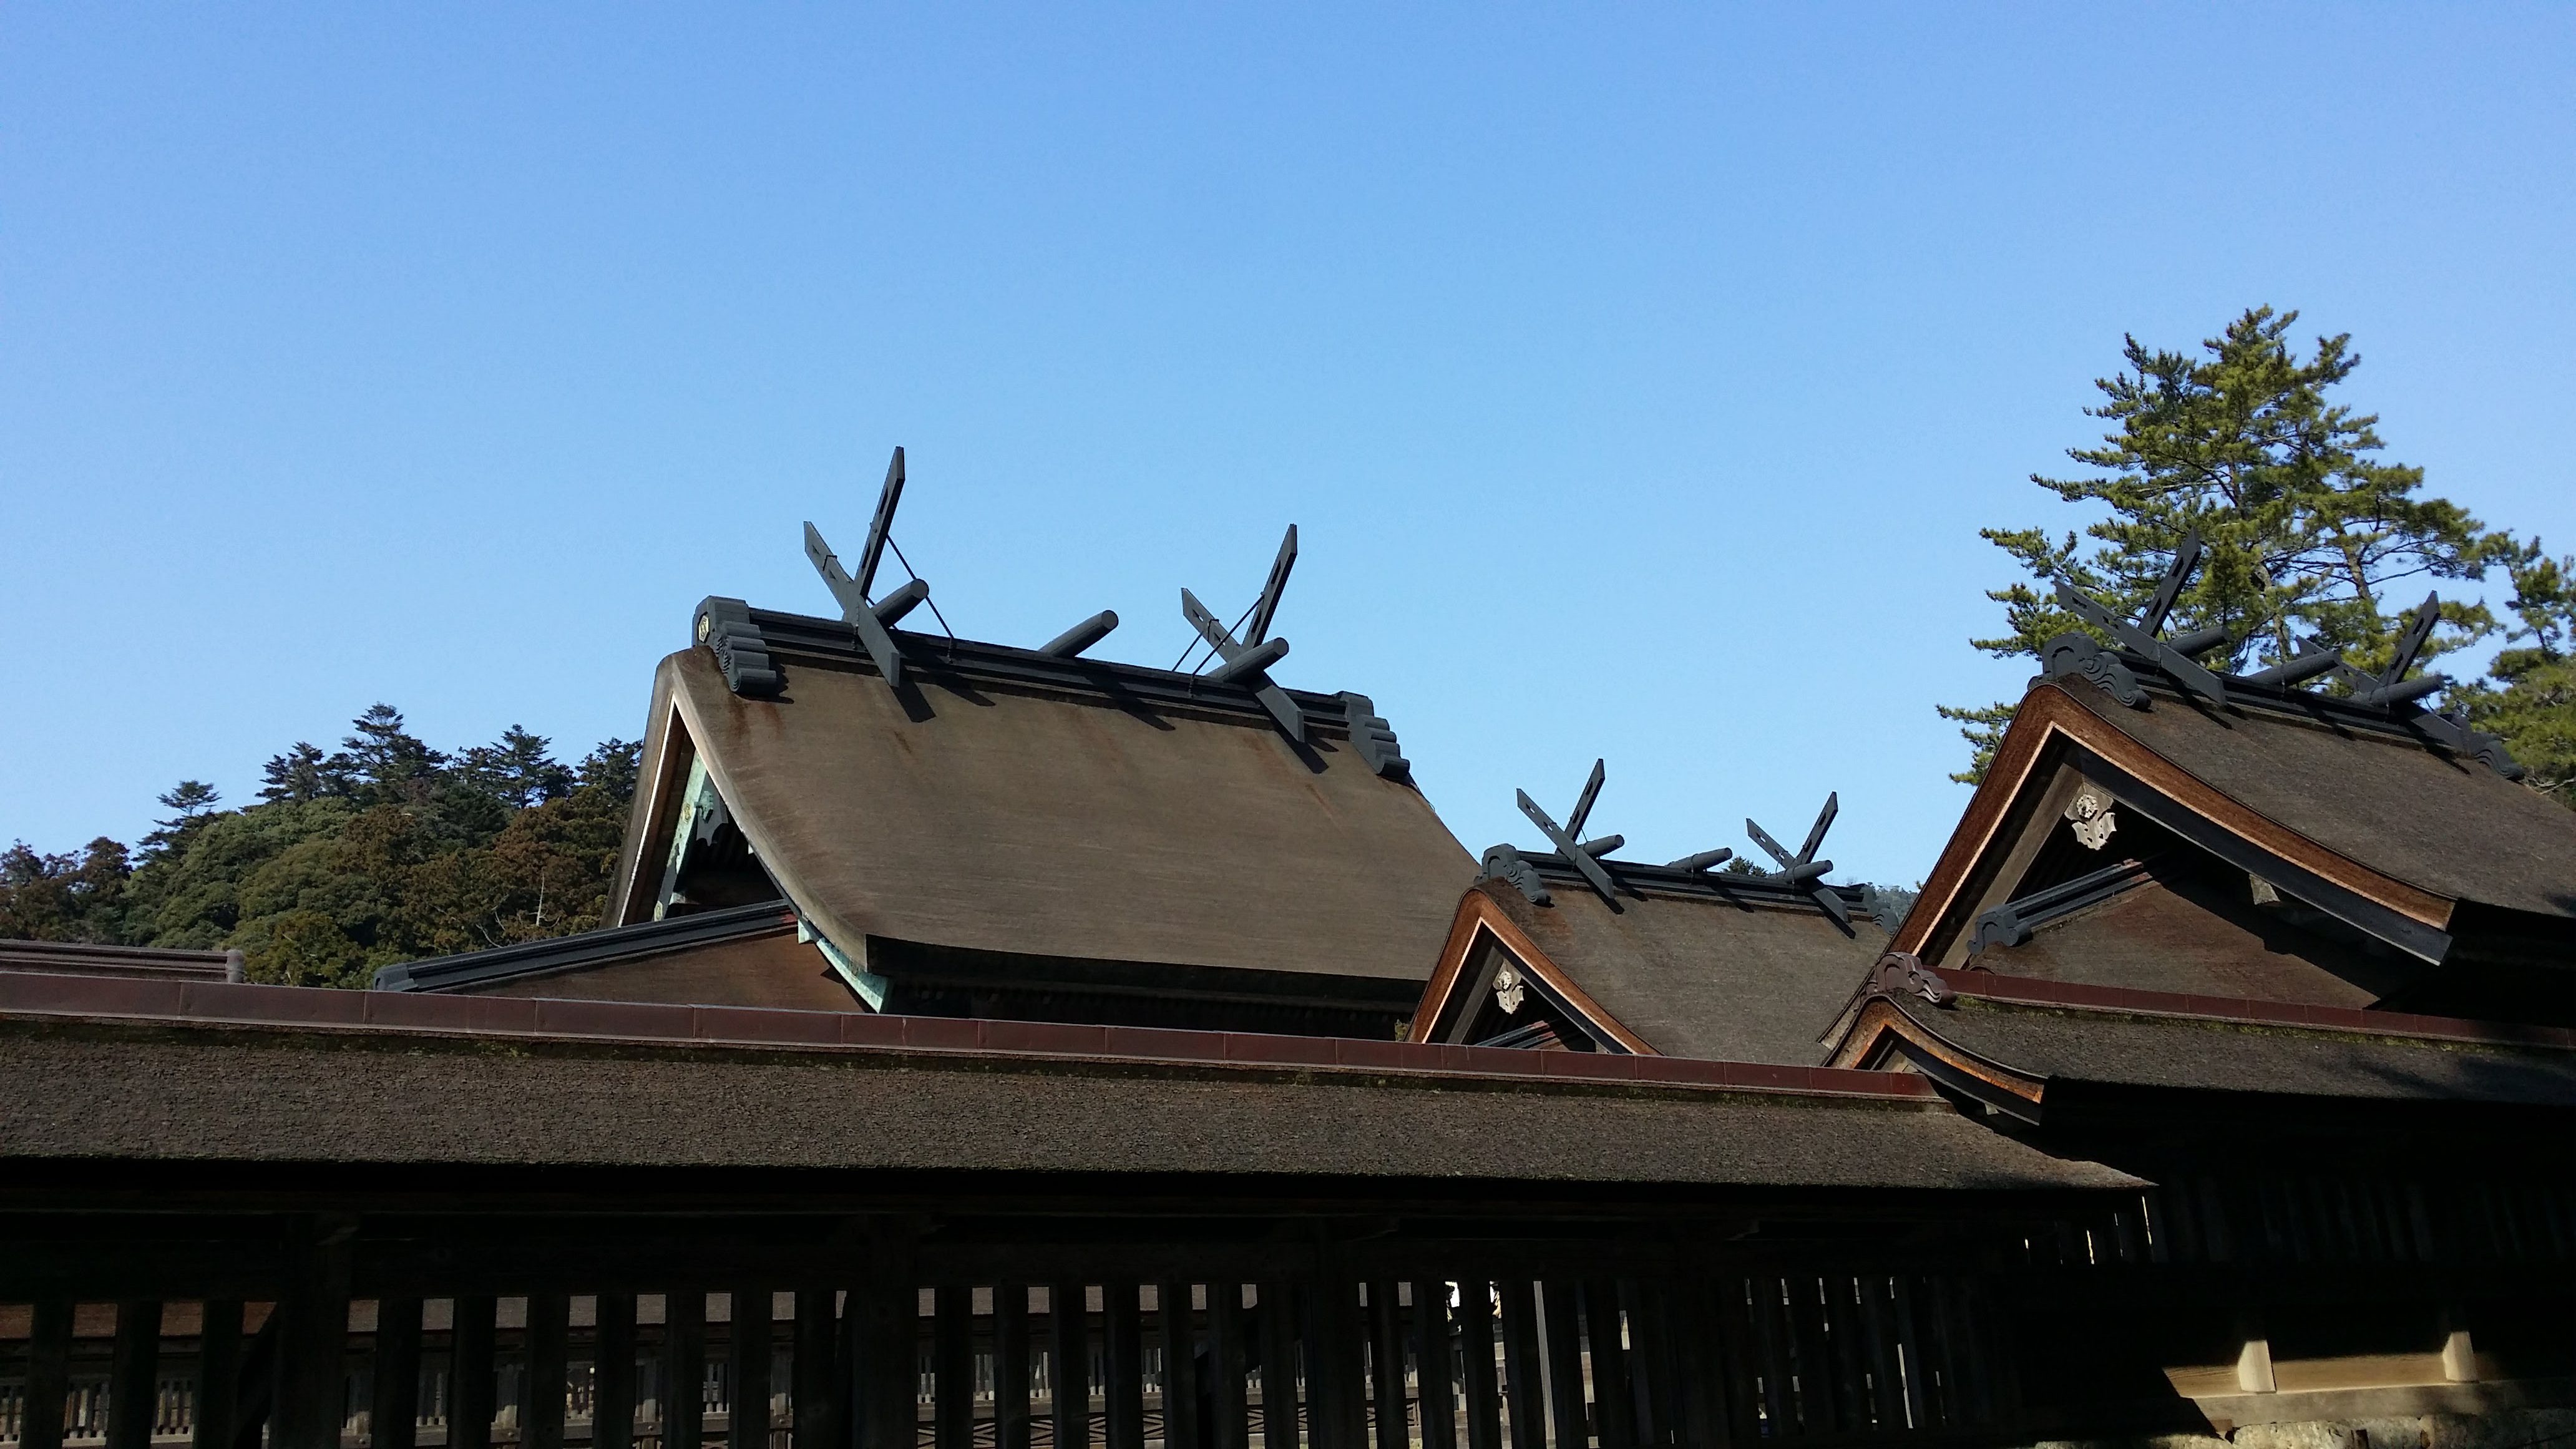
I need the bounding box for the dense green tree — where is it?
[1941,307,2505,781]
[5,705,651,982]
[2454,543,2576,806]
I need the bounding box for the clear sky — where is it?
[5,5,2572,886]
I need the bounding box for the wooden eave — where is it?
[1829,997,2049,1122]
[1408,889,1660,1055]
[1896,682,2456,965]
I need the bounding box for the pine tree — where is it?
[1940,307,2504,781]
[139,781,224,861]
[337,705,446,804]
[459,726,575,809]
[260,742,348,803]
[2454,543,2576,806]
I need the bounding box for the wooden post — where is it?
[1103,1282,1144,1449]
[1207,1284,1247,1449]
[596,1293,638,1449]
[1049,1282,1090,1449]
[1496,1282,1543,1449]
[1412,1281,1456,1449]
[1456,1282,1503,1449]
[1581,1280,1631,1447]
[665,1292,708,1449]
[934,1286,974,1449]
[109,1300,165,1449]
[527,1294,570,1449]
[2233,1308,2276,1395]
[373,1297,424,1449]
[2441,1306,2479,1383]
[1368,1282,1406,1449]
[1157,1281,1201,1449]
[1302,1274,1367,1449]
[452,1297,499,1449]
[195,1300,245,1449]
[1539,1282,1587,1449]
[792,1287,838,1449]
[730,1289,772,1449]
[272,1226,353,1449]
[1257,1280,1298,1449]
[856,1232,919,1449]
[23,1297,72,1449]
[993,1284,1033,1449]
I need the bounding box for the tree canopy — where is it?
[1939,306,2554,787]
[1,707,641,986]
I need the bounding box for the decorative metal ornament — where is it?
[1492,959,1526,1015]
[2065,783,2117,850]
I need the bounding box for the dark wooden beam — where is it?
[665,1291,707,1449]
[193,1300,243,1449]
[108,1299,163,1449]
[729,1287,771,1449]
[993,1284,1032,1449]
[451,1296,499,1449]
[1411,1280,1456,1449]
[1050,1281,1090,1449]
[595,1292,637,1449]
[1156,1280,1199,1449]
[371,1297,423,1449]
[791,1286,836,1449]
[526,1293,570,1449]
[1103,1281,1143,1449]
[1496,1282,1542,1449]
[23,1297,72,1449]
[934,1285,973,1449]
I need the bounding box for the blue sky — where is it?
[5,5,2572,884]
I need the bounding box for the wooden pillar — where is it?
[1256,1280,1299,1449]
[993,1284,1033,1449]
[1158,1281,1201,1449]
[109,1300,165,1449]
[665,1292,708,1449]
[1411,1282,1455,1449]
[373,1297,424,1449]
[272,1226,354,1449]
[1049,1282,1090,1449]
[451,1297,500,1449]
[934,1286,974,1449]
[1368,1283,1407,1449]
[731,1289,773,1449]
[1496,1282,1543,1449]
[1104,1282,1144,1449]
[195,1300,244,1449]
[2441,1306,2479,1383]
[1581,1281,1631,1448]
[526,1294,570,1449]
[23,1297,73,1449]
[1206,1284,1248,1449]
[856,1232,918,1449]
[595,1293,638,1449]
[791,1287,838,1449]
[1454,1282,1501,1449]
[1541,1282,1590,1449]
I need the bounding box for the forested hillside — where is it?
[0,706,640,987]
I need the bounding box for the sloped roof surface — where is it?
[1974,873,2393,1007]
[649,646,1476,981]
[0,1022,2135,1192]
[1478,877,1888,1065]
[1900,995,2576,1106]
[2065,685,2576,919]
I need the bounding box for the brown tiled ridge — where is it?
[0,970,1939,1101]
[1934,966,2576,1049]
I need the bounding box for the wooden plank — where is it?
[1158,1280,1201,1449]
[1496,1281,1543,1449]
[1885,1277,1926,1433]
[1661,1279,1724,1449]
[23,1297,72,1449]
[1823,1279,1869,1435]
[1455,1282,1501,1449]
[274,1245,353,1449]
[1538,1282,1587,1449]
[1256,1279,1298,1449]
[527,1293,570,1449]
[1308,1275,1368,1449]
[731,1288,772,1449]
[451,1297,499,1449]
[1614,1282,1664,1448]
[791,1287,837,1449]
[1580,1281,1629,1448]
[107,1299,163,1449]
[373,1297,424,1449]
[935,1285,974,1449]
[194,1300,243,1449]
[1923,1279,1965,1430]
[1368,1281,1405,1449]
[1050,1282,1090,1449]
[1411,1282,1455,1449]
[1854,1277,1897,1434]
[994,1284,1033,1449]
[1207,1283,1248,1449]
[1784,1275,1833,1437]
[1749,1278,1792,1440]
[665,1292,708,1449]
[597,1293,638,1449]
[1103,1282,1144,1449]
